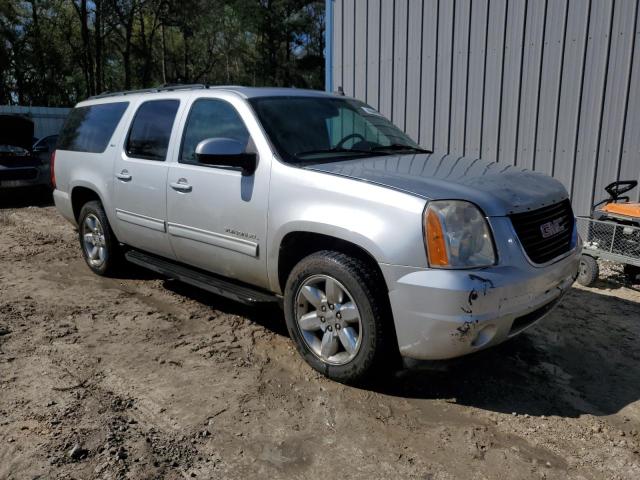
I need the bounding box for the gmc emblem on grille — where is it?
[540,218,566,238]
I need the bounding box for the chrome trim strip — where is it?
[167,222,258,257]
[115,208,166,232]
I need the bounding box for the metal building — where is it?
[0,105,70,140]
[326,0,640,215]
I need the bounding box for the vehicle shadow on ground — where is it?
[119,262,639,419]
[370,287,640,419]
[162,277,289,336]
[0,187,53,209]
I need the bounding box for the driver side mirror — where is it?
[195,138,257,175]
[33,144,49,153]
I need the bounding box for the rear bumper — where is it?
[53,189,76,226]
[381,247,580,360]
[0,164,49,188]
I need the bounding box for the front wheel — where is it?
[283,251,396,384]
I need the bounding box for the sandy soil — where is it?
[1,189,639,480]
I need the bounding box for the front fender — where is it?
[266,163,428,292]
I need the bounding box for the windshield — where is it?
[249,96,426,164]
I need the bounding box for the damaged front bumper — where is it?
[381,247,580,361]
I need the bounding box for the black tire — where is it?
[283,250,397,384]
[577,255,599,287]
[623,264,640,284]
[77,200,122,276]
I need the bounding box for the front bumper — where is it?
[381,247,580,360]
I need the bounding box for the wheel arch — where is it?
[71,185,103,222]
[276,231,389,296]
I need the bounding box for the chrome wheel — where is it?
[295,274,363,365]
[81,213,107,268]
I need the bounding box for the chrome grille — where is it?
[510,199,574,264]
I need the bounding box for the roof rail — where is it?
[88,83,211,100]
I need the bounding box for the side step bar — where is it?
[125,250,279,305]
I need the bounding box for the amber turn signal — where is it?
[425,207,449,266]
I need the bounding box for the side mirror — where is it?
[33,144,49,153]
[195,138,257,174]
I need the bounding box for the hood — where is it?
[304,153,569,216]
[0,115,35,151]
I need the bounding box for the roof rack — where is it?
[89,83,211,100]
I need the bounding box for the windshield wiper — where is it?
[294,147,375,158]
[370,144,432,154]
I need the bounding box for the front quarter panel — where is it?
[267,160,428,293]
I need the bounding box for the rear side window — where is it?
[58,102,129,153]
[180,98,250,164]
[126,100,180,161]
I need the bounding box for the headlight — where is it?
[423,200,496,268]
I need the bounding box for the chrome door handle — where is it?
[116,170,132,181]
[170,179,192,193]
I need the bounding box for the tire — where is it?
[577,255,599,287]
[77,200,122,276]
[623,264,640,283]
[283,250,396,384]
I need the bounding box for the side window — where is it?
[180,98,250,165]
[57,102,129,153]
[126,100,180,161]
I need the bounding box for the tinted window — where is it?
[249,96,420,164]
[180,99,250,164]
[126,100,180,161]
[58,102,128,153]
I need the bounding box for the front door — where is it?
[113,98,182,258]
[166,95,270,289]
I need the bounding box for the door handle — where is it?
[116,170,132,181]
[170,179,192,193]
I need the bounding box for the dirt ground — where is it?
[0,189,639,480]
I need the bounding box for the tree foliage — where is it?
[0,0,325,106]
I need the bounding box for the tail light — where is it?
[50,150,56,189]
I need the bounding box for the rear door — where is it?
[112,97,183,258]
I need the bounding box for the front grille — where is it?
[510,199,574,264]
[0,168,38,181]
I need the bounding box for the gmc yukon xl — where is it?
[53,85,581,383]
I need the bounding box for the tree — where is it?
[0,0,325,106]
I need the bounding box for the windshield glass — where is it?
[249,96,425,164]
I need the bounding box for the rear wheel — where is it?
[78,200,121,276]
[283,251,395,384]
[577,255,599,287]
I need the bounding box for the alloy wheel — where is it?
[82,213,107,268]
[294,274,363,365]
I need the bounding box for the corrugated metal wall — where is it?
[0,105,70,140]
[330,0,640,215]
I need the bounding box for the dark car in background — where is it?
[0,115,54,190]
[32,134,58,166]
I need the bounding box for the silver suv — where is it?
[53,85,580,383]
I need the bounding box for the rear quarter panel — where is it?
[54,100,136,234]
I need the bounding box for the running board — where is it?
[124,250,279,305]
